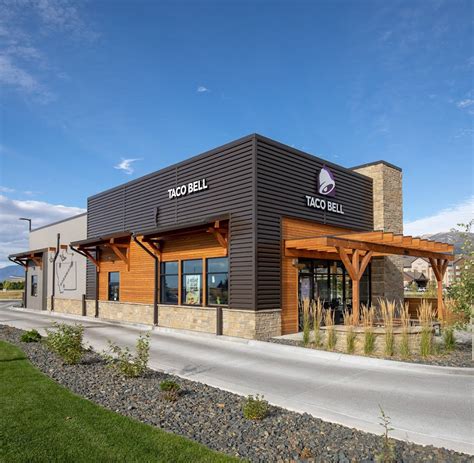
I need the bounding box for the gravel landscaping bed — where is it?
[269,338,473,368]
[1,324,471,463]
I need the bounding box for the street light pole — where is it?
[19,217,32,232]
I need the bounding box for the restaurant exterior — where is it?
[10,134,454,339]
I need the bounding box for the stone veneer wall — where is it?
[353,162,404,304]
[50,298,281,339]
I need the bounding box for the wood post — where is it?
[429,258,449,320]
[337,247,373,325]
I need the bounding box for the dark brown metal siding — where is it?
[255,136,374,311]
[86,136,256,309]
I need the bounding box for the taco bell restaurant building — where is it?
[10,134,455,339]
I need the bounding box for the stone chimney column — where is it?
[352,161,404,304]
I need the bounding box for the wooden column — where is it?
[337,248,373,325]
[429,258,449,320]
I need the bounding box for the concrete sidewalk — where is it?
[0,304,472,455]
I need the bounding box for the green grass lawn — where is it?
[0,341,238,463]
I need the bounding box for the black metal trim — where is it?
[50,233,60,312]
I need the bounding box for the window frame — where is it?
[31,274,38,297]
[206,257,229,307]
[108,271,120,302]
[181,259,203,306]
[160,261,179,305]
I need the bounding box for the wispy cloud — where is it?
[197,86,210,93]
[0,194,85,268]
[457,98,474,109]
[0,186,15,193]
[0,0,98,103]
[404,196,474,236]
[114,158,142,175]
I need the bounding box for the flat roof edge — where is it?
[31,212,87,233]
[351,160,402,172]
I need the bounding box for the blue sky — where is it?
[0,0,473,266]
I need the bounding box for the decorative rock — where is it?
[1,325,470,463]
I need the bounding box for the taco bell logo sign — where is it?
[304,165,344,215]
[318,165,336,197]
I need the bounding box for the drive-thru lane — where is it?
[0,304,472,455]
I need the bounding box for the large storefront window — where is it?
[108,272,120,301]
[182,259,202,305]
[207,257,228,305]
[161,261,178,304]
[298,259,371,326]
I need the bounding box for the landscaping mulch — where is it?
[269,338,473,368]
[1,325,471,463]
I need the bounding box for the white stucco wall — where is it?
[29,213,87,301]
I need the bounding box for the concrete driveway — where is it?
[0,304,472,455]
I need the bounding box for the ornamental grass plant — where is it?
[399,303,411,359]
[324,309,336,351]
[417,300,434,358]
[302,299,311,347]
[380,300,395,357]
[312,299,323,348]
[343,309,356,354]
[361,304,375,355]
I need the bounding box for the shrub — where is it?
[160,380,181,401]
[313,299,323,347]
[442,299,457,352]
[302,299,311,347]
[362,305,375,355]
[343,310,355,354]
[399,303,411,359]
[45,323,84,364]
[104,332,150,378]
[242,394,268,420]
[418,300,434,358]
[380,300,395,357]
[20,329,42,343]
[443,328,455,352]
[325,310,336,351]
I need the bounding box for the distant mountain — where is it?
[421,231,474,255]
[0,265,25,282]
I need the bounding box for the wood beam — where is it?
[109,243,129,271]
[337,247,357,281]
[207,227,228,250]
[286,237,454,261]
[147,240,162,259]
[358,251,373,280]
[82,249,99,270]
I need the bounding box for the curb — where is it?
[4,305,473,376]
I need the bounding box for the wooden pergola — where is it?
[285,230,454,323]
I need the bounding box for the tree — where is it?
[447,220,474,327]
[408,281,418,293]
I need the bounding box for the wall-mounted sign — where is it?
[318,165,336,197]
[305,166,345,215]
[168,178,208,199]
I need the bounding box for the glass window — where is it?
[207,257,228,305]
[31,275,38,297]
[161,261,178,304]
[182,259,202,305]
[108,272,120,301]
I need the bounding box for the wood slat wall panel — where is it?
[87,136,255,310]
[255,137,374,318]
[281,217,354,334]
[98,234,226,303]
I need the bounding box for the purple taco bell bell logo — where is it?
[318,165,336,197]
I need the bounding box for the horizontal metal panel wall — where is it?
[86,137,256,310]
[255,136,374,311]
